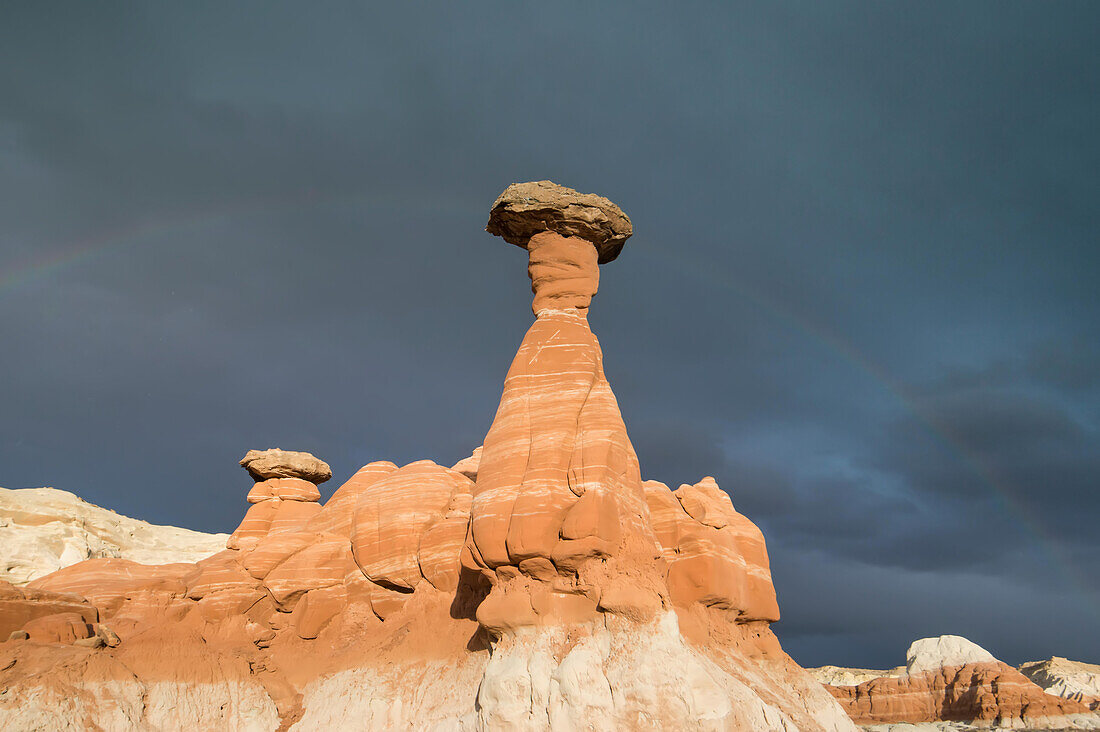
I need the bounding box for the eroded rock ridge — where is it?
[0,486,228,585]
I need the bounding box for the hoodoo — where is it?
[0,182,856,730]
[470,181,668,636]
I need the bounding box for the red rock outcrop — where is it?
[823,635,1099,729]
[645,477,780,621]
[0,181,855,731]
[465,196,679,638]
[0,580,97,639]
[30,558,190,614]
[21,612,96,644]
[350,460,472,594]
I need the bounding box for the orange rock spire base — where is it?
[0,182,855,731]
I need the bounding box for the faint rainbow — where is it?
[0,195,300,298]
[0,188,475,298]
[630,238,1097,607]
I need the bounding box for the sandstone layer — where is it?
[821,636,1100,730]
[0,182,855,731]
[0,486,228,585]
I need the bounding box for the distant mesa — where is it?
[813,634,1100,728]
[1020,656,1100,704]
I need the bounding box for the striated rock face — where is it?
[822,636,1100,729]
[526,231,600,313]
[0,486,228,585]
[0,580,97,640]
[349,460,472,595]
[304,460,397,538]
[0,182,856,731]
[465,298,669,633]
[645,477,780,620]
[1020,656,1100,709]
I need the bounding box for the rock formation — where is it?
[0,486,228,585]
[227,451,330,551]
[818,635,1100,730]
[1019,656,1100,709]
[0,181,856,730]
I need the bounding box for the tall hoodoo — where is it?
[468,181,669,633]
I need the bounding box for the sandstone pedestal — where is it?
[227,451,328,550]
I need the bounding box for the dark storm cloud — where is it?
[2,1,1098,668]
[1024,337,1100,391]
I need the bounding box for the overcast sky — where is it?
[2,2,1097,669]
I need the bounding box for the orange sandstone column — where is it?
[527,231,598,314]
[467,181,666,634]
